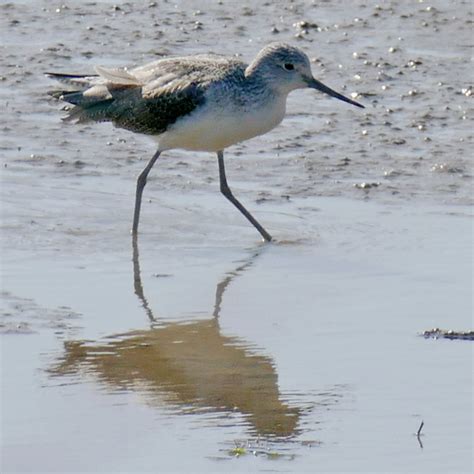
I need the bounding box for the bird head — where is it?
[247,43,364,108]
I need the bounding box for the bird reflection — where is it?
[49,238,300,437]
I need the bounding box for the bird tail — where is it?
[46,72,114,123]
[45,72,99,87]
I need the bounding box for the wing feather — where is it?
[47,55,247,135]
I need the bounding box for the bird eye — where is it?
[284,63,294,71]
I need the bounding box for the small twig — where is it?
[416,420,424,449]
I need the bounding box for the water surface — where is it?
[1,1,472,472]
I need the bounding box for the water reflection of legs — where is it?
[132,233,268,322]
[132,234,155,322]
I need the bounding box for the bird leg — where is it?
[132,149,161,234]
[217,150,272,242]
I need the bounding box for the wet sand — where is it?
[1,1,473,473]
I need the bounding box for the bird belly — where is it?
[157,99,286,152]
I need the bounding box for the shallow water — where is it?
[1,0,473,473]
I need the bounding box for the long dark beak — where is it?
[306,77,364,109]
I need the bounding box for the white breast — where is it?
[157,96,287,152]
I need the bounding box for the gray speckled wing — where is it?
[57,79,206,136]
[52,55,248,136]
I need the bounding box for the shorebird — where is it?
[47,43,364,242]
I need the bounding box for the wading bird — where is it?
[47,43,364,242]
